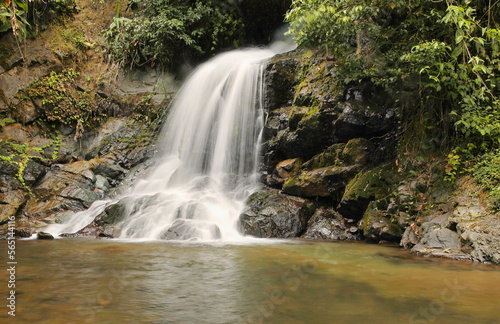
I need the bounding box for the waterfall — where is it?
[45,43,294,241]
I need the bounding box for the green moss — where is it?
[24,69,104,129]
[301,144,344,170]
[343,163,399,202]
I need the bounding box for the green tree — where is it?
[105,0,245,69]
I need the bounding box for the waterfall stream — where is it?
[45,43,294,241]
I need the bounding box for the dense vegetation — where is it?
[105,0,246,69]
[0,0,77,58]
[285,0,499,206]
[104,0,292,69]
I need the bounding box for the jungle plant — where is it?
[104,0,245,69]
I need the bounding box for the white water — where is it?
[45,43,294,241]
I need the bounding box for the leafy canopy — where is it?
[105,0,246,69]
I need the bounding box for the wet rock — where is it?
[264,51,300,110]
[266,158,302,188]
[93,158,127,181]
[14,228,32,238]
[262,107,292,142]
[19,159,108,228]
[37,232,54,240]
[300,144,345,171]
[338,163,398,221]
[161,219,222,240]
[23,160,49,185]
[333,101,395,142]
[266,109,338,163]
[0,190,27,224]
[341,138,375,166]
[239,188,316,238]
[82,118,158,170]
[361,201,403,243]
[95,175,110,191]
[302,208,361,240]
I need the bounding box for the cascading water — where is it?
[45,42,294,241]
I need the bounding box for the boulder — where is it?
[302,208,360,240]
[0,190,27,224]
[239,188,316,238]
[160,219,222,240]
[333,101,395,142]
[266,158,302,188]
[361,201,403,243]
[264,51,300,110]
[37,232,54,240]
[338,163,398,221]
[282,165,358,199]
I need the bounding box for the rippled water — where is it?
[1,239,499,323]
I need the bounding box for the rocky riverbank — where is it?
[239,50,500,265]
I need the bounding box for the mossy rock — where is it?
[240,188,316,238]
[283,164,359,199]
[266,158,303,188]
[341,138,375,165]
[301,143,345,170]
[0,41,15,71]
[293,53,343,109]
[361,201,403,243]
[338,163,400,220]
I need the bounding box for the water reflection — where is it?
[1,240,499,323]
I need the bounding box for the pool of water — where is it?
[1,239,499,323]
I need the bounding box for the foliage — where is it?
[0,0,77,38]
[0,0,77,61]
[104,0,245,69]
[0,117,15,127]
[0,137,60,195]
[285,0,499,182]
[26,69,103,128]
[132,93,166,125]
[473,150,500,210]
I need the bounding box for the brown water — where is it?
[1,239,499,323]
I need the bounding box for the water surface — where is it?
[1,239,499,323]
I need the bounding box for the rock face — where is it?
[0,0,178,238]
[244,50,399,243]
